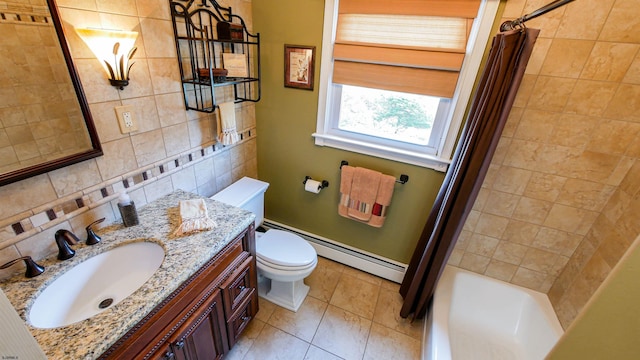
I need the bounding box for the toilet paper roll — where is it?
[304,179,322,194]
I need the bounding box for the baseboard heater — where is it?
[262,220,407,283]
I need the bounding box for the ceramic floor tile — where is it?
[363,323,422,360]
[311,305,372,360]
[234,259,424,360]
[317,256,347,272]
[255,296,277,322]
[343,265,383,286]
[224,318,266,360]
[381,277,402,292]
[306,262,342,303]
[329,272,380,319]
[242,324,310,360]
[304,345,343,360]
[373,287,424,340]
[267,295,328,342]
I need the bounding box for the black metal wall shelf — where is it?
[175,36,260,46]
[170,0,261,113]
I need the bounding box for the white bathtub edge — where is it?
[423,266,455,360]
[423,265,564,360]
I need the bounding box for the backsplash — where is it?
[0,0,257,279]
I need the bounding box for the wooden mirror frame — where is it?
[0,0,102,186]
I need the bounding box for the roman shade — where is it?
[332,0,481,98]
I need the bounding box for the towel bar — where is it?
[339,160,408,185]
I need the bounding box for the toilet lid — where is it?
[257,230,316,267]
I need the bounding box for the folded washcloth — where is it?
[347,167,381,221]
[217,102,239,145]
[367,174,395,228]
[173,199,217,236]
[339,165,355,218]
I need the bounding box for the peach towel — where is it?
[339,165,355,217]
[347,167,382,221]
[339,165,396,227]
[367,174,395,228]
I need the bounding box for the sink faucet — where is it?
[0,256,45,278]
[85,218,105,245]
[55,229,79,260]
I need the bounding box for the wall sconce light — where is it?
[76,28,138,90]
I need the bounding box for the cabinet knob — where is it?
[175,340,185,350]
[238,285,246,291]
[164,350,175,359]
[241,315,250,321]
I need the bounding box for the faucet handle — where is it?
[55,229,79,260]
[86,218,105,245]
[0,256,45,278]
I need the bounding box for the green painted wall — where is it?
[252,0,446,263]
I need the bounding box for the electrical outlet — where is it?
[115,105,138,133]
[123,111,133,127]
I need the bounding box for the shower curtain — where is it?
[399,28,540,320]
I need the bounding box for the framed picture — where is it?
[284,44,315,90]
[222,53,248,78]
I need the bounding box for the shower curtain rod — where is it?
[500,0,575,31]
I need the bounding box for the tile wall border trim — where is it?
[0,127,256,250]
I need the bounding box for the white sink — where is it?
[29,241,165,329]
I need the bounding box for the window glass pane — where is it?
[337,85,442,146]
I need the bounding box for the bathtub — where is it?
[424,266,564,360]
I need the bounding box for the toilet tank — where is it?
[211,177,269,226]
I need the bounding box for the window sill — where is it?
[312,133,450,172]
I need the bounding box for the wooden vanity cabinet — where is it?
[100,224,258,360]
[153,290,227,360]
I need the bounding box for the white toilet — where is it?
[211,177,317,311]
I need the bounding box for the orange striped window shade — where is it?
[332,0,481,98]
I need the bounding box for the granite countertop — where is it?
[0,190,255,359]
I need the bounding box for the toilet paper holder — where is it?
[303,176,329,190]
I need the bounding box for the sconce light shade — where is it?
[76,28,138,90]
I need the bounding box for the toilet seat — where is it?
[257,255,317,272]
[256,230,316,267]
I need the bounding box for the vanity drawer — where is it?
[220,255,255,316]
[226,293,256,348]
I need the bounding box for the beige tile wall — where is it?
[449,0,640,328]
[0,0,257,279]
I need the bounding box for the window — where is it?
[313,0,500,171]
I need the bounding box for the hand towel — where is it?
[367,174,395,228]
[347,167,381,221]
[339,165,355,218]
[217,101,239,145]
[173,199,217,236]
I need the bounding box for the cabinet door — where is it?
[167,289,228,360]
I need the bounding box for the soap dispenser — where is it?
[117,193,139,227]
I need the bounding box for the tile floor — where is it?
[226,257,424,360]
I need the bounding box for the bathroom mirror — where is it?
[0,0,102,186]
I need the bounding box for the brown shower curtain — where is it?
[399,28,540,320]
